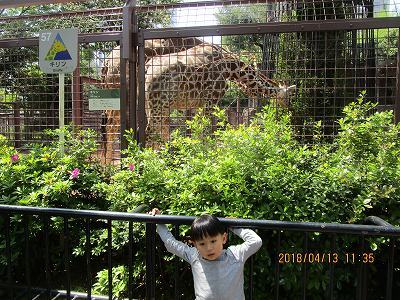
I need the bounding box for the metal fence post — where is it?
[386,239,395,300]
[137,30,146,147]
[146,222,156,300]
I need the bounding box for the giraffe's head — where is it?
[273,80,297,108]
[235,64,296,107]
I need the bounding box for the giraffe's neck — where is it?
[222,62,283,100]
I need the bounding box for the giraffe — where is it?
[100,37,204,162]
[144,43,295,147]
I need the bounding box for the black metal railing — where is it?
[0,204,399,300]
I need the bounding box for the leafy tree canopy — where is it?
[0,0,178,29]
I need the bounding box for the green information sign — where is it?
[89,89,120,110]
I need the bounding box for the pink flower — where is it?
[129,163,135,171]
[11,153,19,162]
[69,168,80,179]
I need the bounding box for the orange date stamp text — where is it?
[278,252,375,264]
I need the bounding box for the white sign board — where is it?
[89,89,120,110]
[39,28,78,74]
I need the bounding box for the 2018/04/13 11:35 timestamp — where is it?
[278,252,375,264]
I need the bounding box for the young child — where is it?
[148,208,262,300]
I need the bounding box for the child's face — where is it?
[193,232,227,260]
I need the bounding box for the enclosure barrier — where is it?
[0,204,399,300]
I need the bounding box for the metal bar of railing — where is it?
[86,218,92,300]
[107,219,113,299]
[1,205,400,236]
[302,232,308,300]
[5,214,13,299]
[361,236,367,300]
[23,215,32,299]
[128,221,133,300]
[364,216,394,227]
[328,233,336,300]
[275,230,281,300]
[145,223,156,300]
[173,224,180,300]
[64,217,71,300]
[356,235,366,300]
[386,238,395,300]
[44,215,50,300]
[248,255,254,300]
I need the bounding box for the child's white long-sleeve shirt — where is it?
[156,224,262,300]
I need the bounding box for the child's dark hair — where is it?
[190,214,226,241]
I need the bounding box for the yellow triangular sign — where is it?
[45,33,72,61]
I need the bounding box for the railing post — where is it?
[4,214,13,299]
[146,222,156,300]
[302,232,308,300]
[137,30,146,147]
[23,215,32,299]
[44,215,50,300]
[386,238,395,300]
[248,255,254,300]
[128,221,134,300]
[63,217,71,300]
[328,233,336,300]
[173,224,180,300]
[356,235,367,300]
[274,230,281,300]
[107,219,113,299]
[85,218,92,300]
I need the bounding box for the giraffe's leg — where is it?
[146,86,176,148]
[146,105,171,148]
[145,115,162,149]
[145,93,163,149]
[160,103,171,144]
